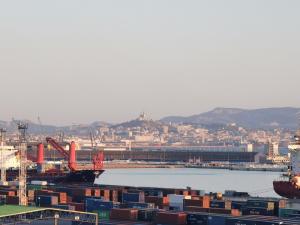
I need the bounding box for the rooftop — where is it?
[0,205,41,217]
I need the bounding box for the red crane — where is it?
[46,137,104,172]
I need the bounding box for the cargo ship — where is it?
[2,137,105,184]
[273,131,300,199]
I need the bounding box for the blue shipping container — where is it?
[121,202,155,209]
[210,200,225,209]
[231,201,246,210]
[187,213,208,225]
[86,198,119,212]
[207,215,226,225]
[122,192,144,203]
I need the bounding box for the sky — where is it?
[0,0,299,125]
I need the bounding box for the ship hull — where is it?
[273,180,300,199]
[6,169,105,184]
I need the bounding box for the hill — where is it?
[161,107,300,129]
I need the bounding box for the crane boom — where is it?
[46,137,69,159]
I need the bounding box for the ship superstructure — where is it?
[273,131,300,198]
[0,145,19,169]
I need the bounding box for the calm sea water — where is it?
[95,168,281,198]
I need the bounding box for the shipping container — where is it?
[155,211,187,225]
[184,196,210,209]
[54,204,69,210]
[35,195,58,207]
[231,201,247,210]
[145,196,168,208]
[72,188,92,197]
[246,200,275,210]
[91,188,101,197]
[138,209,159,222]
[207,214,227,225]
[187,212,208,225]
[242,206,275,216]
[279,208,300,218]
[120,202,155,209]
[225,216,300,225]
[68,202,85,211]
[31,180,47,186]
[144,189,163,197]
[86,198,120,212]
[169,194,191,211]
[91,209,110,220]
[122,192,145,203]
[6,196,19,205]
[210,200,226,209]
[35,190,67,204]
[185,206,209,213]
[110,189,119,202]
[110,208,138,221]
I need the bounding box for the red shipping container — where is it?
[209,208,231,214]
[67,196,73,203]
[72,188,91,197]
[0,190,15,197]
[92,188,101,197]
[145,196,168,208]
[155,211,187,225]
[110,190,118,202]
[68,202,85,212]
[6,196,20,205]
[184,206,209,213]
[184,196,210,209]
[110,208,138,221]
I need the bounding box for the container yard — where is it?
[1,182,300,224]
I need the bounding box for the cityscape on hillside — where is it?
[2,108,299,165]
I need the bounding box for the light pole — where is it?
[54,213,59,225]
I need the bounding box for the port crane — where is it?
[0,128,7,183]
[17,122,28,206]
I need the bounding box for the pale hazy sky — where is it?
[0,0,299,125]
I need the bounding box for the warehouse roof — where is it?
[0,205,41,217]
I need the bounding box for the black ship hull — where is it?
[6,169,105,184]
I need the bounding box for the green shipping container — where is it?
[27,185,44,191]
[279,208,300,218]
[93,210,110,220]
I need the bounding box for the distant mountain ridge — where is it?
[161,107,300,129]
[1,107,300,134]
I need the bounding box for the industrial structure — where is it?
[41,149,258,163]
[0,128,6,183]
[17,122,28,206]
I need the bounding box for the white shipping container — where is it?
[168,194,191,210]
[31,180,48,186]
[8,181,20,186]
[0,181,8,186]
[168,194,191,203]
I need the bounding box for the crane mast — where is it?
[0,128,6,183]
[18,123,28,206]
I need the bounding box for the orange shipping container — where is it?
[231,209,241,217]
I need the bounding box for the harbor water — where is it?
[96,168,281,198]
